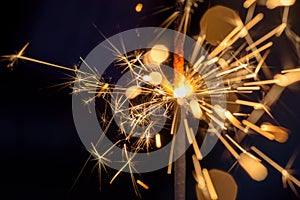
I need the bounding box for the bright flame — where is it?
[173,82,193,98]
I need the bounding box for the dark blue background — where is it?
[1,0,300,199]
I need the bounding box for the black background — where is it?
[1,0,300,200]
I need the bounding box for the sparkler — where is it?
[2,0,300,199]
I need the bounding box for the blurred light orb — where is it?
[266,0,295,9]
[149,71,163,85]
[135,3,143,13]
[150,44,169,63]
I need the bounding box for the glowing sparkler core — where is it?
[173,82,193,98]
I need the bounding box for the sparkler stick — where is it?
[173,1,187,200]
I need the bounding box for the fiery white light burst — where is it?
[2,0,300,199]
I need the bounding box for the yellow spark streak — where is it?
[190,34,206,64]
[206,113,227,130]
[243,79,280,86]
[184,118,193,144]
[192,155,207,190]
[137,180,149,190]
[235,99,267,110]
[225,110,246,132]
[244,13,264,33]
[237,86,260,90]
[225,134,247,154]
[254,50,270,75]
[167,133,176,174]
[202,169,218,200]
[189,99,203,119]
[209,26,243,58]
[218,134,240,159]
[233,113,251,117]
[243,0,256,8]
[217,64,247,77]
[224,13,264,49]
[223,73,256,83]
[246,24,286,51]
[97,83,109,97]
[245,1,256,24]
[230,41,273,67]
[189,128,203,160]
[242,120,275,140]
[282,6,289,24]
[281,68,300,73]
[16,55,78,72]
[110,154,135,184]
[160,11,180,29]
[251,146,300,187]
[171,105,179,135]
[155,133,162,148]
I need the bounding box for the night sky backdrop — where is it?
[1,0,300,200]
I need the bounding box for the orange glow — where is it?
[135,3,143,13]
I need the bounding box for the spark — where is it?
[137,180,149,190]
[3,1,300,199]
